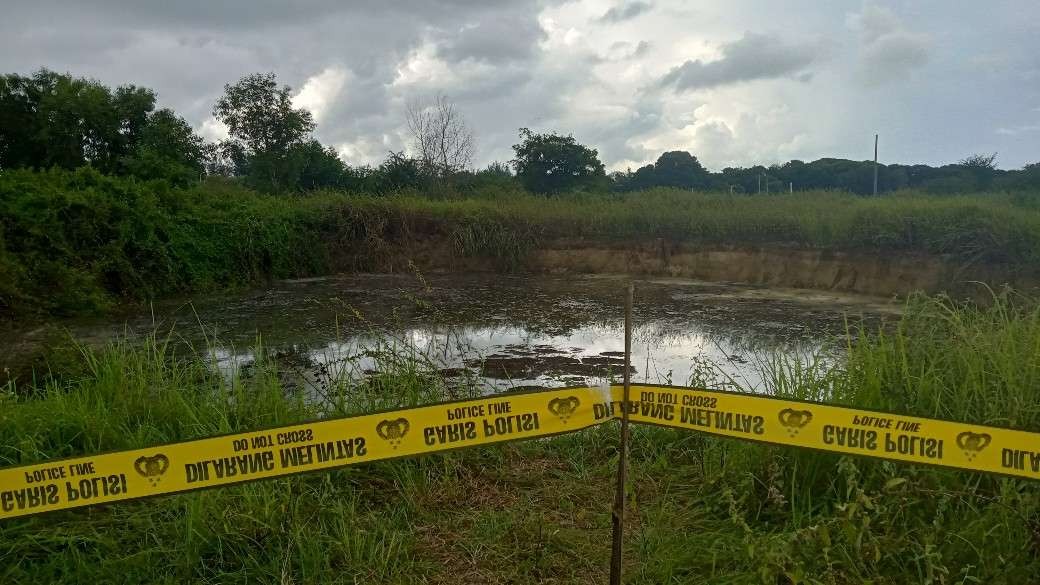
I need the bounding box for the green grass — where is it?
[3,167,1040,319]
[2,294,1039,583]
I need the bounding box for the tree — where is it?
[959,153,998,170]
[0,72,45,169]
[122,108,206,185]
[653,151,710,189]
[406,94,474,178]
[630,164,656,190]
[213,73,315,191]
[0,69,156,174]
[511,128,606,194]
[958,153,998,190]
[373,151,426,192]
[292,139,348,190]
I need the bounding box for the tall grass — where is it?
[2,295,1039,582]
[692,292,1040,583]
[3,167,1040,319]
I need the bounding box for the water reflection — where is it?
[15,273,896,396]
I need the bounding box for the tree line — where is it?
[2,68,1038,195]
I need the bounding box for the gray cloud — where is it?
[598,1,652,24]
[1,0,1038,170]
[435,13,546,64]
[605,40,651,60]
[658,32,820,91]
[847,4,930,86]
[630,41,652,59]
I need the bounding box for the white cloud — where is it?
[996,124,1040,136]
[292,67,349,122]
[198,116,229,142]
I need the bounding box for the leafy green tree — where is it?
[107,85,157,170]
[213,73,315,191]
[630,164,656,190]
[122,109,206,185]
[511,128,606,194]
[0,69,155,174]
[293,139,348,190]
[374,151,426,192]
[0,73,47,169]
[608,151,710,192]
[653,151,710,189]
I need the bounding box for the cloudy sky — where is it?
[4,0,1039,170]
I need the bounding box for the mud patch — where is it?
[466,353,635,380]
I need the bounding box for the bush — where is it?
[0,168,329,317]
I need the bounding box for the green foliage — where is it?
[0,168,328,318]
[511,128,607,194]
[373,151,427,192]
[0,69,157,174]
[213,72,316,192]
[4,168,1040,320]
[676,155,1040,195]
[122,108,206,186]
[613,150,711,191]
[293,139,354,190]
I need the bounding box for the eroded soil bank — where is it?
[346,236,1038,298]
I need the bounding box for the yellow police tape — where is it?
[2,384,1038,520]
[0,386,611,520]
[616,384,1040,482]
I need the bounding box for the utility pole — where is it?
[873,133,879,196]
[789,182,793,193]
[757,173,762,194]
[765,175,769,195]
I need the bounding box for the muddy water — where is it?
[12,273,899,394]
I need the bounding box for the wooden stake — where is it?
[609,283,634,585]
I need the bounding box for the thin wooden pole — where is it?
[873,133,879,196]
[610,283,634,585]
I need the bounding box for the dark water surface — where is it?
[7,273,899,393]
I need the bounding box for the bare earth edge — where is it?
[358,238,1040,299]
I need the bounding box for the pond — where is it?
[9,273,899,395]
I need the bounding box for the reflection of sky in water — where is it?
[209,320,829,395]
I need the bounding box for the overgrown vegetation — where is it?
[1,294,1037,583]
[3,167,1040,320]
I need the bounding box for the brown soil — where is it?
[352,236,1039,298]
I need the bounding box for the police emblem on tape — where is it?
[377,418,410,449]
[956,431,991,461]
[548,396,580,423]
[778,409,813,437]
[134,454,170,486]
